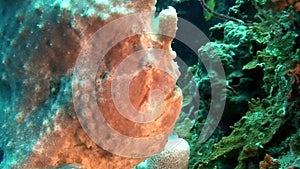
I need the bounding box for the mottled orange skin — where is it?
[271,0,300,11]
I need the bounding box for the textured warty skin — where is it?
[0,0,182,168]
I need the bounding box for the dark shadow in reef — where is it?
[0,148,4,164]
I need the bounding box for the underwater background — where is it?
[0,0,300,168]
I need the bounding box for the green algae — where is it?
[203,0,216,21]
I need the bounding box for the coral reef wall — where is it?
[181,0,300,168]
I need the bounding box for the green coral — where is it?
[290,130,300,155]
[191,1,300,168]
